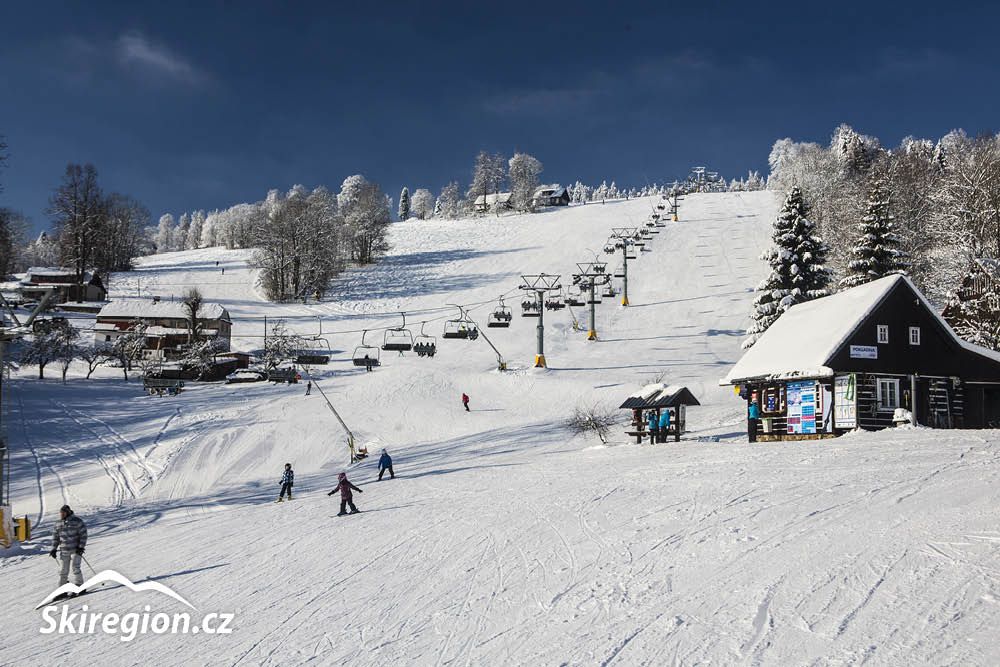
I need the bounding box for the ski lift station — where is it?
[723,274,1000,440]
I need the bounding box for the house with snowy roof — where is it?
[95,298,232,360]
[18,266,106,303]
[531,185,570,208]
[723,274,1000,440]
[473,192,513,213]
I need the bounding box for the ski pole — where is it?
[81,554,98,576]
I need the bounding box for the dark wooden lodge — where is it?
[724,275,1000,440]
[620,384,701,442]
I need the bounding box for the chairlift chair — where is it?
[487,297,513,328]
[566,289,586,307]
[545,294,566,310]
[352,330,381,369]
[603,243,616,254]
[602,284,617,298]
[443,305,479,339]
[414,322,437,357]
[521,299,541,318]
[613,265,625,278]
[382,312,414,352]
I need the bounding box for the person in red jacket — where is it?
[462,393,470,411]
[328,472,363,515]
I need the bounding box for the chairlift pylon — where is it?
[352,330,381,369]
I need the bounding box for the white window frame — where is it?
[876,378,900,411]
[909,327,921,346]
[877,325,889,344]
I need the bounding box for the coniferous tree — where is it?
[840,179,908,288]
[398,187,410,221]
[744,187,831,348]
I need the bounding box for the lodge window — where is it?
[105,335,111,342]
[909,327,921,346]
[877,378,900,411]
[877,325,889,344]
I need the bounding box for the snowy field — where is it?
[2,192,999,665]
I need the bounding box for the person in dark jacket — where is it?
[49,505,87,588]
[305,381,312,396]
[377,449,394,481]
[277,463,294,501]
[646,411,658,444]
[462,393,470,411]
[328,472,362,515]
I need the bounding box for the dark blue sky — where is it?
[2,1,997,233]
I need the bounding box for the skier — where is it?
[305,381,312,396]
[328,472,363,515]
[49,505,87,593]
[277,463,294,501]
[646,410,658,444]
[364,354,373,372]
[462,393,470,412]
[221,267,226,275]
[748,399,760,443]
[659,408,671,443]
[377,448,395,481]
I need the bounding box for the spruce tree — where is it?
[743,187,831,349]
[398,187,410,221]
[839,179,908,289]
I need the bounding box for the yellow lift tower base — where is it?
[621,295,629,307]
[534,354,547,368]
[587,330,598,341]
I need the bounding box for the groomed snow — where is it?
[2,192,998,665]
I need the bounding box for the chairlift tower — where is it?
[519,274,562,368]
[609,227,638,307]
[669,192,683,221]
[574,262,611,340]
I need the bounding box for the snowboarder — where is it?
[658,409,671,443]
[305,381,312,395]
[377,449,395,480]
[748,399,760,443]
[49,505,87,592]
[277,463,294,501]
[646,411,658,444]
[462,393,470,411]
[328,472,362,515]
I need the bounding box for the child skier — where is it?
[378,449,395,480]
[646,411,658,444]
[305,381,312,396]
[328,472,363,515]
[277,463,294,501]
[462,393,470,411]
[658,409,671,443]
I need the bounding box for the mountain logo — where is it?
[36,570,197,610]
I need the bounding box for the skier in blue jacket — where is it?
[277,463,294,501]
[646,411,658,444]
[377,449,395,481]
[659,409,671,443]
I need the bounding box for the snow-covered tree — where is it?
[186,210,205,249]
[411,188,435,220]
[945,262,1000,351]
[200,210,219,247]
[437,181,461,219]
[744,187,832,348]
[398,187,410,221]
[433,197,442,218]
[172,213,190,251]
[108,319,148,380]
[840,179,908,288]
[508,153,543,211]
[155,214,174,253]
[467,151,506,209]
[339,175,391,264]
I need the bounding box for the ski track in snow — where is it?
[3,193,1000,666]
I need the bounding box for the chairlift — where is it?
[521,298,541,318]
[443,305,479,339]
[545,294,566,310]
[414,322,437,357]
[382,312,414,352]
[603,243,616,254]
[613,265,625,278]
[566,288,586,307]
[352,330,381,369]
[602,284,617,298]
[487,297,513,328]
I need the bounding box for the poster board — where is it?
[786,381,817,434]
[834,374,857,429]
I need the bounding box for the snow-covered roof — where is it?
[474,192,513,206]
[25,266,75,276]
[724,274,1000,384]
[619,383,701,409]
[97,299,230,322]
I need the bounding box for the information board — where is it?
[834,374,857,429]
[786,380,817,434]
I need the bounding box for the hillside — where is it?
[2,192,999,666]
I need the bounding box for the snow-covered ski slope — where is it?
[3,192,999,666]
